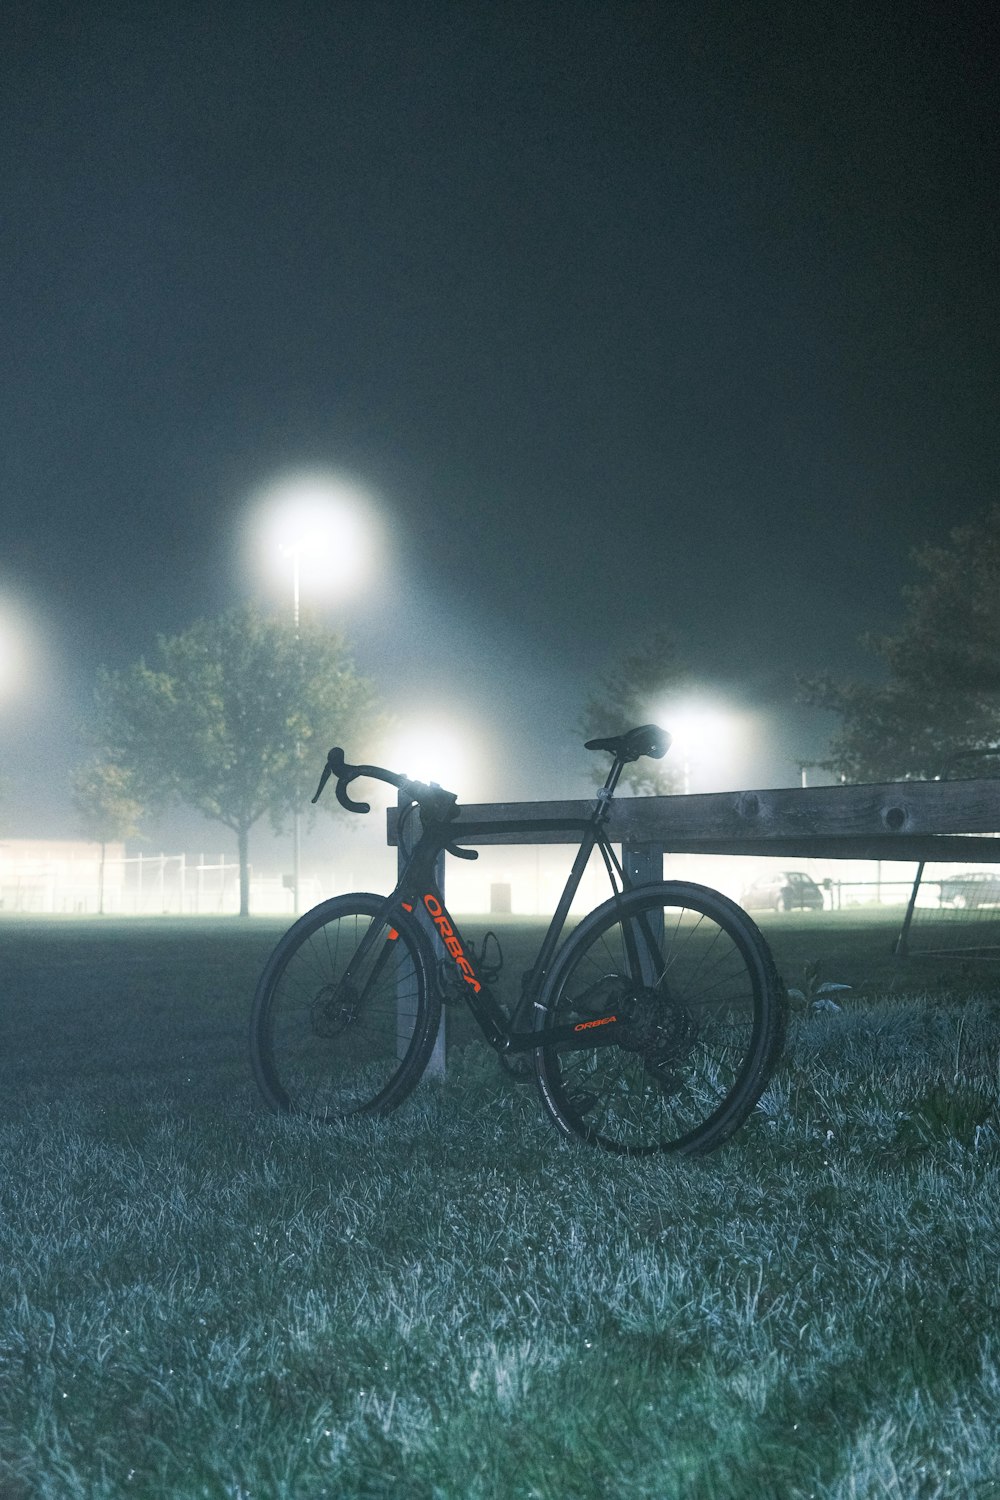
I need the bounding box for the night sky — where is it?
[2,0,998,841]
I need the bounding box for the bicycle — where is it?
[250,724,787,1155]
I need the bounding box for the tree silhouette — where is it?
[72,760,144,914]
[91,605,381,914]
[803,505,1000,781]
[579,629,686,794]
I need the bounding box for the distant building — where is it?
[0,839,124,914]
[0,839,322,915]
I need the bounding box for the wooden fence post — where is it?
[622,841,663,888]
[622,841,665,983]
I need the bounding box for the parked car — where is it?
[938,872,1000,910]
[741,870,825,913]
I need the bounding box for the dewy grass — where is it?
[1,917,1000,1497]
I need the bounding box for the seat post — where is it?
[602,757,626,798]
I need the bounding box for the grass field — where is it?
[1,910,999,1498]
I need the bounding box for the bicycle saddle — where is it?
[584,724,671,762]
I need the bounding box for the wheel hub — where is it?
[619,987,697,1075]
[310,983,359,1038]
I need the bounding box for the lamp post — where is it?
[283,543,302,633]
[252,471,376,916]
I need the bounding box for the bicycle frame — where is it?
[383,784,656,1058]
[254,724,786,1152]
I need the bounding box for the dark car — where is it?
[741,870,826,913]
[938,872,1000,910]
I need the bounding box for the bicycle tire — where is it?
[534,881,786,1155]
[250,893,440,1120]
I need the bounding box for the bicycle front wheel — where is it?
[535,882,786,1154]
[250,894,440,1120]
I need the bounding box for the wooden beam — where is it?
[386,778,1000,861]
[650,835,1000,862]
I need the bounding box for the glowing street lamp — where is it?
[0,595,35,706]
[659,698,740,793]
[387,721,473,794]
[0,626,19,704]
[250,472,375,620]
[248,472,376,913]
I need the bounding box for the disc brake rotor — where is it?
[620,987,697,1071]
[310,983,359,1039]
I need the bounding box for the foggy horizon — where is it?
[3,1,997,854]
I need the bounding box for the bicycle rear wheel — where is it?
[250,894,440,1120]
[535,882,786,1154]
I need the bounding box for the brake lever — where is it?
[311,762,334,804]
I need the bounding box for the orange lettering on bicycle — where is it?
[573,1015,618,1032]
[422,893,482,993]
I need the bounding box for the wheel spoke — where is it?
[250,897,436,1120]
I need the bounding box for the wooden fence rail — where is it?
[388,777,1000,865]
